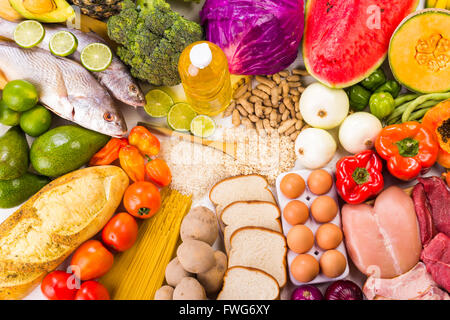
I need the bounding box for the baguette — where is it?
[0,166,129,300]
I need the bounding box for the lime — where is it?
[0,100,21,126]
[80,43,112,72]
[49,31,78,57]
[190,115,216,138]
[2,80,39,112]
[19,105,52,137]
[13,20,45,49]
[144,89,174,118]
[167,103,197,132]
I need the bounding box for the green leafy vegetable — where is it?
[107,0,203,86]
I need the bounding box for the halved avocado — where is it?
[9,0,75,23]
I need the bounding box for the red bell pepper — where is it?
[89,138,128,166]
[336,150,384,204]
[375,121,439,181]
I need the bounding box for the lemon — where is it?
[167,103,197,132]
[190,115,216,138]
[14,20,45,49]
[144,89,174,118]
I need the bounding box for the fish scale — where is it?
[0,17,145,107]
[0,41,127,137]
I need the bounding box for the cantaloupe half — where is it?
[389,9,450,93]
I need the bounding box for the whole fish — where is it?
[0,41,127,137]
[0,17,146,108]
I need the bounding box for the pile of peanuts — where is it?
[224,68,310,141]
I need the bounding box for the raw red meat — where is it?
[412,183,437,246]
[421,233,450,293]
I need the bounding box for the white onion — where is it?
[338,112,382,154]
[299,82,349,129]
[295,128,337,169]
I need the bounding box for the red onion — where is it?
[325,280,364,300]
[291,285,323,300]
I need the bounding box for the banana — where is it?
[435,0,448,8]
[426,0,438,7]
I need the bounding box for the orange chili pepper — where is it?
[128,126,160,157]
[119,145,146,182]
[145,158,172,187]
[90,138,128,166]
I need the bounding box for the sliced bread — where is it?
[209,175,276,216]
[217,266,280,300]
[221,201,282,253]
[228,227,287,288]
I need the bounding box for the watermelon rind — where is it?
[302,0,420,89]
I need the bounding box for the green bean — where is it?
[387,100,413,122]
[402,92,450,123]
[408,107,431,121]
[394,94,420,107]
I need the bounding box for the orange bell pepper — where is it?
[375,121,439,181]
[90,138,128,166]
[119,145,146,182]
[145,158,172,187]
[128,126,160,157]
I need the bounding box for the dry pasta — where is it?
[100,188,192,300]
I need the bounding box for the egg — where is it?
[316,223,343,250]
[319,250,347,278]
[290,254,319,283]
[287,225,314,254]
[311,195,338,223]
[307,169,333,195]
[283,200,309,225]
[280,173,305,199]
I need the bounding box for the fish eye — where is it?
[129,85,138,94]
[103,112,114,122]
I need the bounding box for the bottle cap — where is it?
[190,43,213,69]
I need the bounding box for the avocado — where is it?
[9,0,75,23]
[0,172,50,208]
[30,125,110,177]
[0,127,29,180]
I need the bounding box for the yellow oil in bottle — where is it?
[178,41,232,116]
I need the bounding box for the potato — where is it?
[173,277,206,300]
[165,257,194,287]
[177,239,216,273]
[154,285,174,300]
[181,206,219,246]
[197,251,228,294]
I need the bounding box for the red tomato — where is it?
[70,240,114,281]
[75,281,110,300]
[41,271,78,300]
[102,212,138,252]
[123,181,161,219]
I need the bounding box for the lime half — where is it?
[144,89,174,118]
[167,103,197,132]
[190,115,216,138]
[49,31,78,57]
[14,20,45,49]
[80,43,112,72]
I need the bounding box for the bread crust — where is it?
[0,166,129,300]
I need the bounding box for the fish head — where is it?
[70,95,128,137]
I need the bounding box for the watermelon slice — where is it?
[303,0,419,88]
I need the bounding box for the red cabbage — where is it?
[200,0,304,75]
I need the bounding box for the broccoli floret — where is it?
[107,0,203,86]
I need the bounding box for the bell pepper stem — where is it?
[396,137,419,158]
[352,167,370,185]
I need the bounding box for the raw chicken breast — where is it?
[342,186,421,278]
[363,262,449,300]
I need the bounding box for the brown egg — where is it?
[316,223,343,250]
[283,200,309,225]
[319,250,347,278]
[280,173,305,199]
[307,169,333,195]
[310,196,338,223]
[287,225,314,254]
[290,254,319,283]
